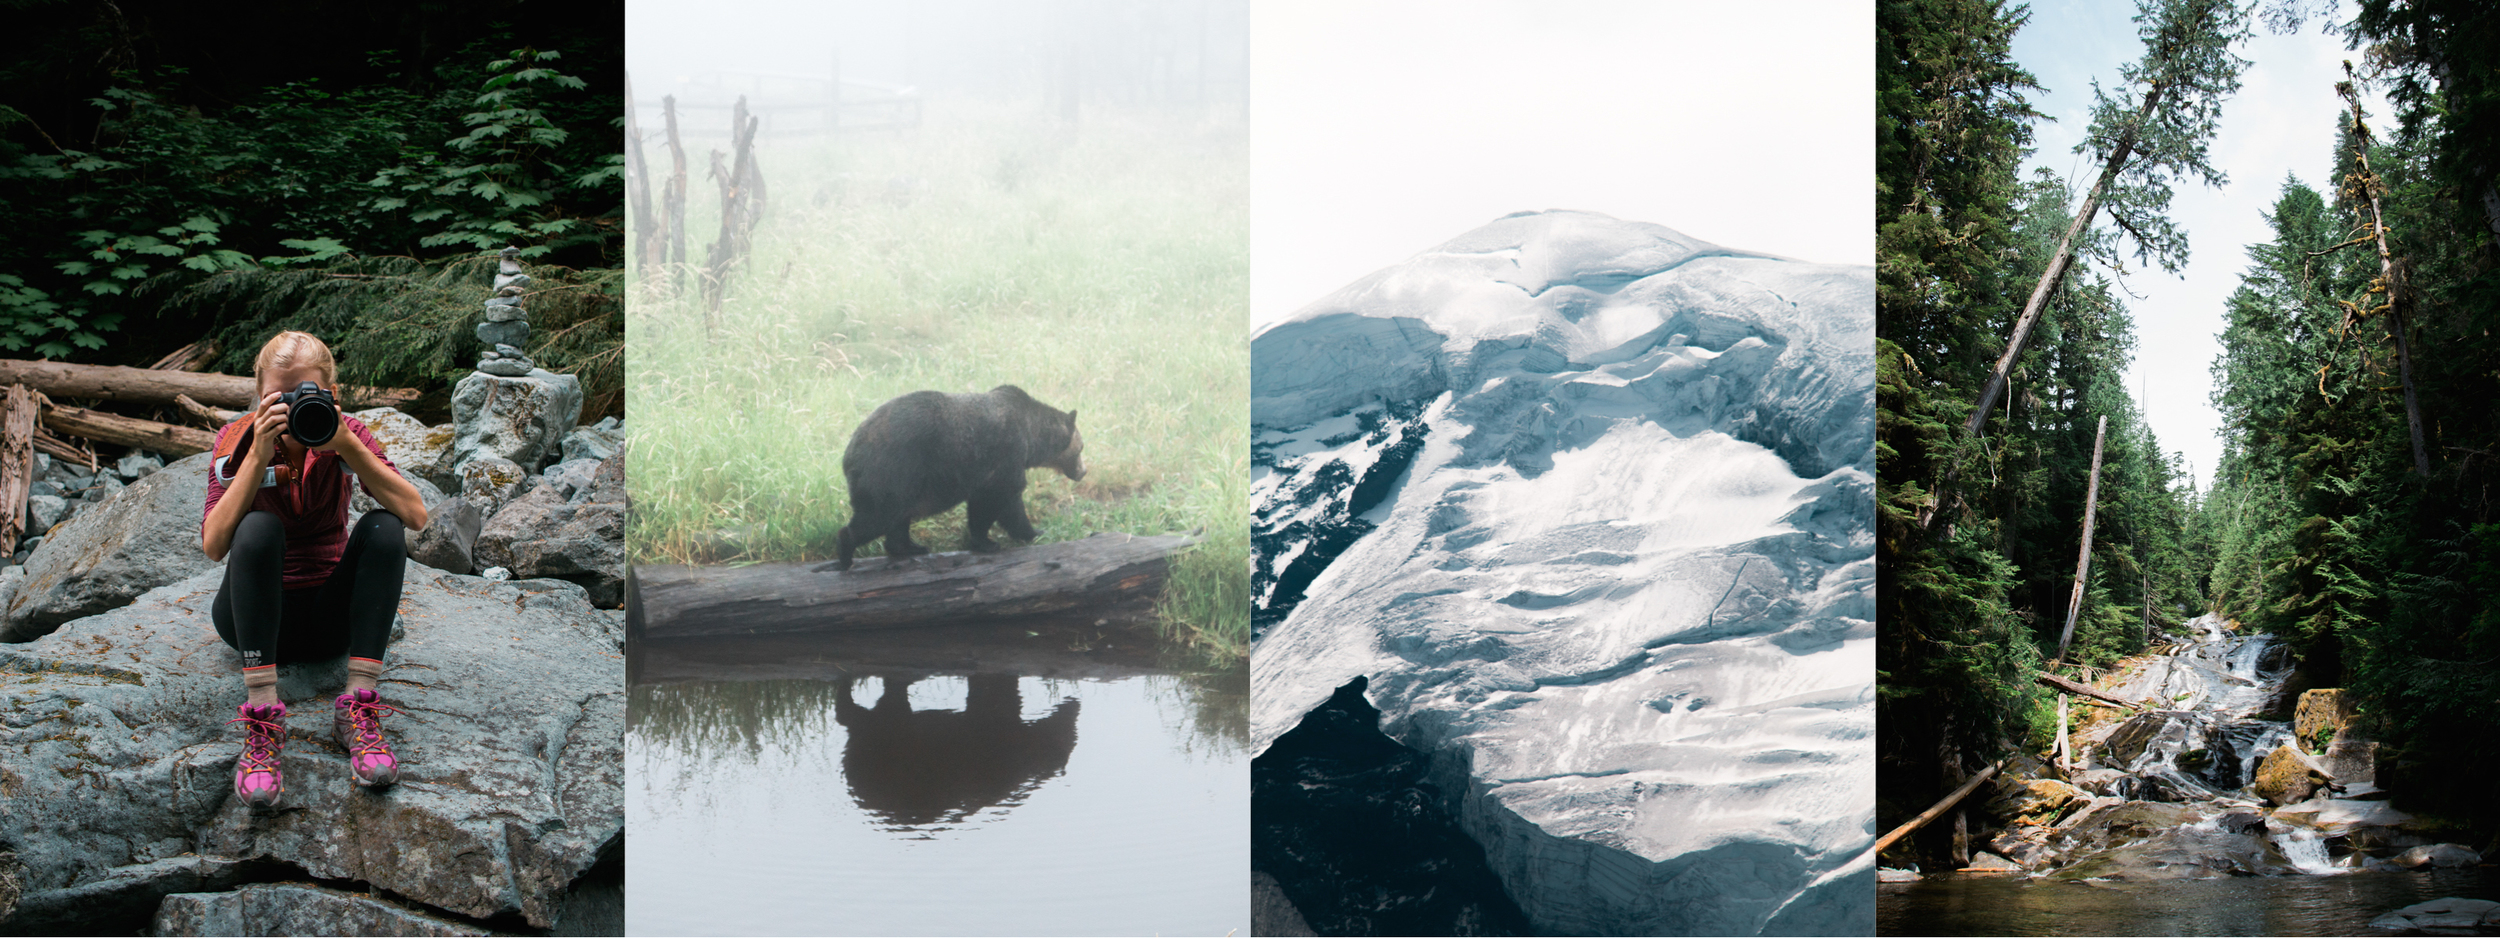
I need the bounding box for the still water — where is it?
[1879,868,2500,936]
[627,622,1249,936]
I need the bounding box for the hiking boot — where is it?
[333,687,403,787]
[230,701,287,813]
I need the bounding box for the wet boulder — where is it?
[2391,844,2483,870]
[2068,768,2128,796]
[0,564,622,932]
[2367,897,2500,933]
[1963,852,2023,872]
[2215,812,2267,835]
[2293,688,2352,749]
[2252,746,2323,806]
[2049,821,2291,881]
[2048,801,2204,857]
[0,452,218,643]
[2098,710,2199,771]
[1985,778,2084,827]
[1983,828,2056,870]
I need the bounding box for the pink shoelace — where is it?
[339,693,406,760]
[229,708,285,789]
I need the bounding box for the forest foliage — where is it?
[0,4,621,413]
[1880,0,2500,852]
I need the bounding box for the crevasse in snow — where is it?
[1251,209,1875,936]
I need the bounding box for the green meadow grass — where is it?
[628,98,1248,659]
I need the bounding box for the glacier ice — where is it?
[1251,209,1874,936]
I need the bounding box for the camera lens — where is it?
[287,382,337,446]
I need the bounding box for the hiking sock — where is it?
[243,664,280,708]
[346,656,384,695]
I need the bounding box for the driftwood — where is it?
[636,530,1202,639]
[39,397,215,456]
[173,394,242,429]
[146,340,219,372]
[0,386,32,546]
[1874,758,2005,857]
[31,427,92,469]
[0,360,414,410]
[2036,671,2147,710]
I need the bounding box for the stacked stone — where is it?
[476,246,536,377]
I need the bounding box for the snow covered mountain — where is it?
[1251,209,1875,935]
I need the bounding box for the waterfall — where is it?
[2274,825,2341,874]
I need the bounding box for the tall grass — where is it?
[628,98,1247,659]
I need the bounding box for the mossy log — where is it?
[635,530,1201,638]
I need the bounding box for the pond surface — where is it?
[626,621,1248,936]
[1879,868,2500,936]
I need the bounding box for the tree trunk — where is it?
[2338,71,2433,477]
[2055,415,2109,665]
[1873,758,2005,857]
[39,397,216,456]
[1964,84,2164,438]
[0,386,34,547]
[626,73,657,274]
[172,394,241,429]
[0,360,411,411]
[663,95,689,275]
[145,340,219,372]
[635,531,1202,638]
[2036,670,2146,709]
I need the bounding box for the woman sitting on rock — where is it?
[200,331,431,813]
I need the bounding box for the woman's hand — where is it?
[250,391,289,461]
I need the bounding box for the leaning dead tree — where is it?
[701,96,768,333]
[2324,62,2432,477]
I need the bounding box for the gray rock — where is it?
[116,451,163,480]
[25,493,66,533]
[540,457,603,500]
[475,455,624,608]
[44,456,91,488]
[348,470,447,527]
[483,299,529,323]
[0,854,263,933]
[560,416,624,464]
[351,407,459,493]
[27,479,59,498]
[1876,868,1921,883]
[457,455,533,519]
[477,358,535,377]
[475,319,530,349]
[0,452,219,643]
[449,370,581,473]
[154,883,491,937]
[409,495,486,576]
[81,474,125,504]
[17,536,39,555]
[2392,843,2482,869]
[2370,897,2500,933]
[0,565,621,929]
[30,451,49,480]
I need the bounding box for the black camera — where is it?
[280,381,338,447]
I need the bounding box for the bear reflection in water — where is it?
[834,672,1081,831]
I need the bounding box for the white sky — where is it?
[1250,0,1873,326]
[2012,0,2387,491]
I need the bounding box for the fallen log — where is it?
[0,359,415,410]
[635,530,1203,638]
[147,340,220,372]
[2036,671,2149,710]
[31,427,94,470]
[39,398,216,456]
[172,394,242,429]
[1873,757,2005,857]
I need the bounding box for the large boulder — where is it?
[2294,688,2352,750]
[154,883,487,937]
[351,407,460,493]
[560,416,624,464]
[1985,778,2085,827]
[408,496,486,576]
[449,370,582,475]
[2391,843,2482,870]
[0,451,218,643]
[2369,898,2500,933]
[2252,745,2322,807]
[474,454,625,608]
[0,564,622,933]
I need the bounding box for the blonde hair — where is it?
[252,331,338,399]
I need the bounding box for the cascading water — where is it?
[2080,613,2350,874]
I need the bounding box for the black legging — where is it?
[212,510,407,668]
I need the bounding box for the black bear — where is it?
[833,385,1086,571]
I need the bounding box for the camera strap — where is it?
[211,424,297,488]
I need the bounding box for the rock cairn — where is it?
[475,246,535,377]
